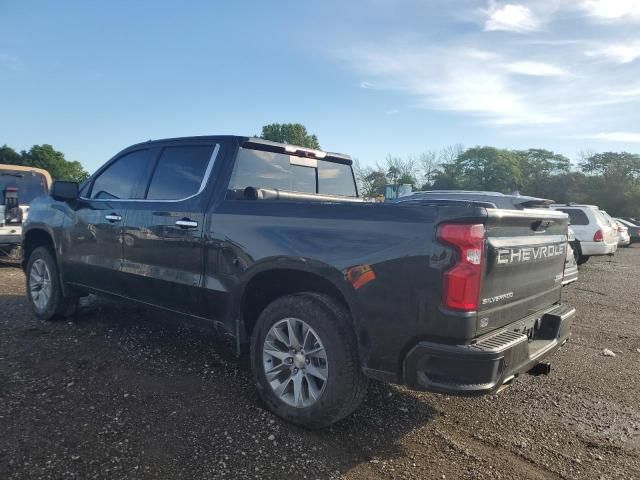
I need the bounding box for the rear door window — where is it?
[90,149,150,200]
[146,145,216,200]
[556,208,589,225]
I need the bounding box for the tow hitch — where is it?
[527,362,551,376]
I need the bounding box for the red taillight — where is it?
[593,229,603,242]
[437,223,484,311]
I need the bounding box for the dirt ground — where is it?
[1,248,639,480]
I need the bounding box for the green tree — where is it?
[383,154,418,187]
[20,144,89,182]
[352,159,386,198]
[514,148,572,197]
[530,172,588,204]
[576,152,640,217]
[0,144,22,165]
[516,149,571,179]
[259,123,321,149]
[580,152,640,183]
[454,146,523,192]
[431,162,461,189]
[418,150,438,189]
[362,169,387,197]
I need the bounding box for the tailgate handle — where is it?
[531,220,554,232]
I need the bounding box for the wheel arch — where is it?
[21,226,79,297]
[235,262,364,352]
[22,227,56,271]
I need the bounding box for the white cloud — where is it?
[581,0,640,21]
[586,40,640,64]
[607,86,640,97]
[332,1,640,142]
[342,45,564,125]
[503,61,569,76]
[577,131,640,142]
[484,3,542,33]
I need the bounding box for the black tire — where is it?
[26,246,78,321]
[577,255,590,265]
[571,241,580,264]
[250,292,368,429]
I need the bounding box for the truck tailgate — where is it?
[479,209,568,332]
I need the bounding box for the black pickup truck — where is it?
[22,136,575,428]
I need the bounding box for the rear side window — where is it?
[600,211,614,225]
[227,148,357,198]
[556,208,589,226]
[146,145,215,200]
[90,149,150,200]
[593,209,609,226]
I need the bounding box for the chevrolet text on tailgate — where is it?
[22,136,576,428]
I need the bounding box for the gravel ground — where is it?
[1,249,639,479]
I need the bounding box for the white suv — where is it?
[550,204,617,264]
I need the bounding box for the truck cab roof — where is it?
[125,135,352,165]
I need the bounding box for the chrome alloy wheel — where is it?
[262,318,328,408]
[29,258,52,311]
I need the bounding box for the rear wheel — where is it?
[250,293,368,429]
[26,246,78,320]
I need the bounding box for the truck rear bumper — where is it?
[403,303,575,395]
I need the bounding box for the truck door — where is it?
[120,142,221,317]
[62,149,152,295]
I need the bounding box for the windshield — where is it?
[0,170,48,204]
[227,148,357,199]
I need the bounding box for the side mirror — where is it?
[50,181,79,202]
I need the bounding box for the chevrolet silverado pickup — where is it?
[22,136,575,428]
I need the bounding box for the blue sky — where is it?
[1,0,639,173]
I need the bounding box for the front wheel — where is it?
[250,293,368,429]
[26,246,78,320]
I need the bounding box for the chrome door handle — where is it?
[175,219,198,229]
[105,214,122,222]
